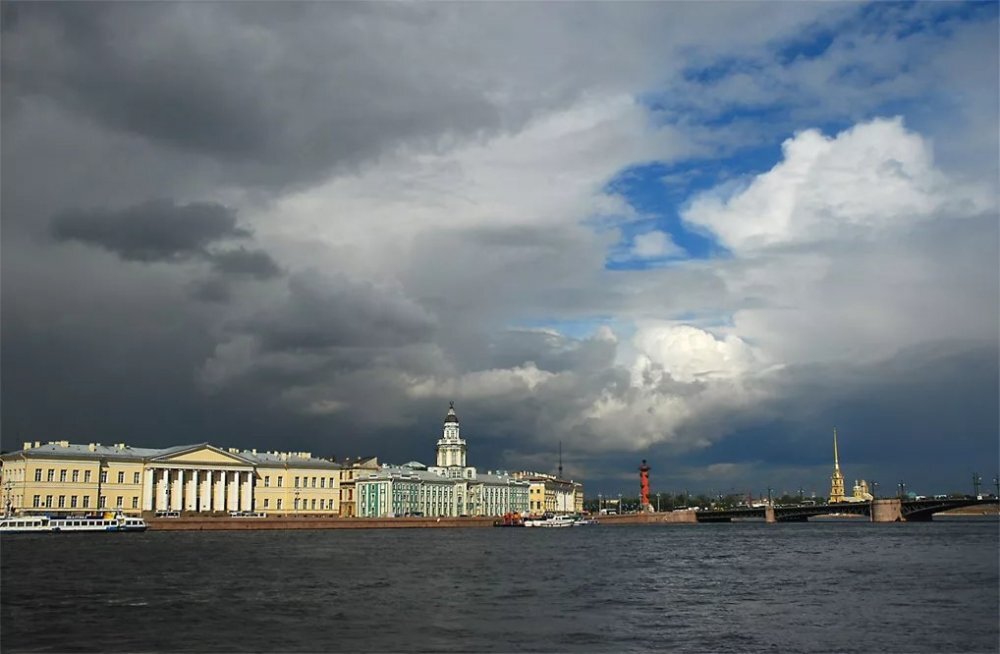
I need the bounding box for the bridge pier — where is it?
[765,506,776,524]
[871,499,904,523]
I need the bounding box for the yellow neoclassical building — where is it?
[0,441,341,516]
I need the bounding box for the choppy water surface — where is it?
[2,519,998,653]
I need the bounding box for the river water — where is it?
[2,518,997,653]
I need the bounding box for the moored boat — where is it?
[0,511,147,534]
[493,512,525,527]
[524,513,577,528]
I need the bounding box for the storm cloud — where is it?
[51,200,249,262]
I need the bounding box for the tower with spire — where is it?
[435,401,469,473]
[828,428,846,503]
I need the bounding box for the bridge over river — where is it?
[695,497,998,523]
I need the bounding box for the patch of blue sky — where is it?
[773,27,835,66]
[856,1,996,40]
[509,317,623,342]
[600,138,787,271]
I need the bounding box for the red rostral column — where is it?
[639,459,651,509]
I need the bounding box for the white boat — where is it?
[0,512,147,534]
[524,514,577,528]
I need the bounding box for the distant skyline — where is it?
[2,3,997,497]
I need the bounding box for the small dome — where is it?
[444,401,459,424]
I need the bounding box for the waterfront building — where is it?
[354,403,530,517]
[338,456,380,517]
[512,471,583,515]
[0,441,340,516]
[851,479,873,502]
[828,429,846,503]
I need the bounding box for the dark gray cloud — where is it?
[51,199,248,262]
[208,248,282,280]
[248,273,437,352]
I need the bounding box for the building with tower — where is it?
[355,402,529,518]
[828,429,874,504]
[829,428,846,503]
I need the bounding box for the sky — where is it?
[2,2,997,499]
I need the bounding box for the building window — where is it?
[132,497,139,509]
[277,477,283,487]
[32,495,40,507]
[72,470,79,482]
[45,495,53,508]
[71,496,78,508]
[60,470,67,482]
[294,477,300,488]
[133,472,141,484]
[34,469,42,482]
[47,469,55,482]
[116,496,124,508]
[83,496,90,508]
[293,499,299,510]
[116,471,124,484]
[277,499,282,510]
[99,496,106,508]
[311,477,316,488]
[58,496,65,508]
[264,476,270,487]
[320,478,326,488]
[263,498,270,509]
[85,471,92,483]
[100,471,108,484]
[311,499,316,510]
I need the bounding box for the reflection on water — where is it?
[2,520,997,653]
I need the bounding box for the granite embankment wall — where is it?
[598,511,698,525]
[147,510,699,530]
[147,516,496,530]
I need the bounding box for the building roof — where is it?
[1,441,340,469]
[444,401,459,424]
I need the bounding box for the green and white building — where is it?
[356,404,529,517]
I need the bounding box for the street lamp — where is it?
[871,481,879,500]
[3,479,14,518]
[656,492,661,512]
[972,473,982,498]
[598,493,602,515]
[993,476,999,499]
[898,480,906,499]
[618,493,622,515]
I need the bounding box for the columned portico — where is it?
[148,465,254,512]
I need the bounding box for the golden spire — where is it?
[833,427,840,471]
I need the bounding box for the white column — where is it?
[172,469,184,511]
[227,471,238,511]
[188,470,199,511]
[143,468,154,511]
[200,471,212,512]
[240,472,252,512]
[156,469,167,511]
[214,471,225,512]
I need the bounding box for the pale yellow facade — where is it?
[520,475,583,515]
[337,457,379,517]
[0,441,339,516]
